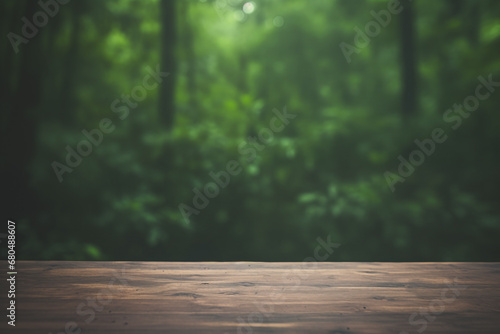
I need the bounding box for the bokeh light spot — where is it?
[242,2,255,14]
[273,16,284,27]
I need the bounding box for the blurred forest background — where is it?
[1,0,500,261]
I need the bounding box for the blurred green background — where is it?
[1,0,500,261]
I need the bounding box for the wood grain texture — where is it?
[1,262,499,333]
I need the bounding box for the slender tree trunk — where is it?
[160,0,176,129]
[59,1,82,124]
[465,1,480,47]
[400,0,417,117]
[1,0,44,224]
[180,0,197,116]
[0,1,24,131]
[157,0,178,225]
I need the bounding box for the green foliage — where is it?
[2,0,500,261]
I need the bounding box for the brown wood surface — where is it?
[1,261,499,333]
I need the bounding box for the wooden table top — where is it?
[1,261,499,333]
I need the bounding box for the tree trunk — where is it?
[59,1,82,124]
[400,0,417,117]
[160,0,176,129]
[1,0,44,224]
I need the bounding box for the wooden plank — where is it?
[1,262,499,333]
